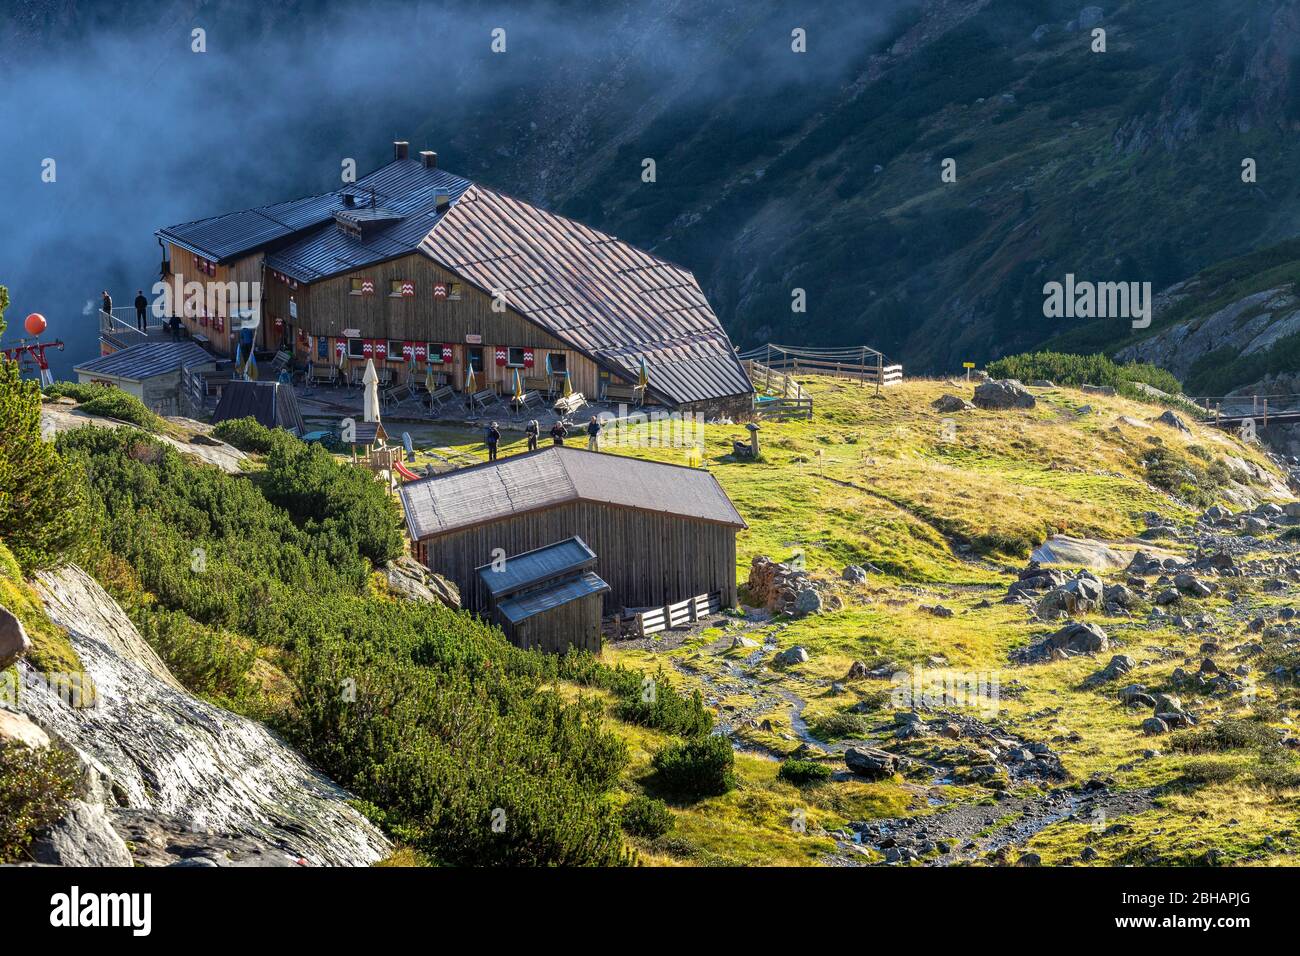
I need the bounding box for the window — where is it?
[347,338,365,359]
[467,347,484,373]
[507,347,527,368]
[390,279,414,297]
[427,343,445,364]
[545,352,567,374]
[388,340,404,361]
[448,281,462,300]
[350,278,365,295]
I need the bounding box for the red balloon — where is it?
[24,313,46,336]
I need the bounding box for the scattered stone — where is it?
[842,565,869,585]
[1153,410,1192,434]
[1174,573,1214,598]
[0,709,50,750]
[773,645,810,667]
[972,379,1036,410]
[1083,654,1135,686]
[1141,716,1169,735]
[1017,851,1042,866]
[921,603,954,618]
[845,747,899,780]
[730,635,759,649]
[932,394,974,413]
[846,660,870,680]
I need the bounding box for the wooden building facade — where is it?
[401,447,746,615]
[156,141,754,413]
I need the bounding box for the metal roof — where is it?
[496,571,610,624]
[158,158,752,407]
[74,341,216,381]
[399,446,746,541]
[158,161,472,268]
[475,536,597,598]
[421,186,753,407]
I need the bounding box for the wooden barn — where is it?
[399,446,746,614]
[156,140,753,416]
[476,537,609,654]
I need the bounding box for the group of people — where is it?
[484,415,602,461]
[100,289,151,333]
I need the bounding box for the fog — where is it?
[0,0,907,378]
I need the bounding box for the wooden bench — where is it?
[381,382,415,409]
[554,391,587,415]
[471,388,502,414]
[307,365,338,387]
[525,376,554,398]
[425,385,455,411]
[604,383,639,404]
[512,390,544,415]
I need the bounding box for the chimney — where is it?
[393,140,409,161]
[342,193,355,208]
[419,150,438,169]
[435,193,451,211]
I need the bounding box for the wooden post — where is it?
[875,352,883,397]
[1263,398,1269,427]
[859,348,866,386]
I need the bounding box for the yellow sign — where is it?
[962,362,975,368]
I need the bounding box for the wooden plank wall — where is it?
[421,501,738,613]
[266,251,604,395]
[498,593,603,654]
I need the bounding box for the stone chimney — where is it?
[393,140,409,161]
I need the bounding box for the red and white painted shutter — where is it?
[523,348,534,368]
[494,346,507,366]
[441,343,453,363]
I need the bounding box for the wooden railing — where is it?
[605,592,723,640]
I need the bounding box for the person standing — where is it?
[485,421,501,462]
[525,419,539,452]
[550,420,567,446]
[134,289,148,331]
[101,290,113,321]
[585,415,601,452]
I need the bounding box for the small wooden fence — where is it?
[604,592,723,640]
[740,344,903,390]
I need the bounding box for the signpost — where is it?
[963,361,975,382]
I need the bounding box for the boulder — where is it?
[1154,410,1192,434]
[1029,535,1125,570]
[793,587,823,616]
[845,660,870,680]
[844,747,898,779]
[972,379,1036,410]
[384,557,460,609]
[0,709,50,750]
[842,565,869,585]
[1174,573,1214,598]
[1141,717,1169,736]
[1084,654,1135,686]
[1037,573,1104,616]
[29,799,134,868]
[773,645,810,666]
[1046,620,1109,654]
[932,394,974,413]
[0,604,31,670]
[730,635,759,649]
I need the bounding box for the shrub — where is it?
[0,361,90,569]
[1171,719,1277,754]
[810,711,872,741]
[651,734,736,801]
[1177,757,1243,786]
[620,795,675,839]
[0,742,80,863]
[211,416,284,455]
[133,607,257,703]
[986,350,1183,397]
[778,758,832,785]
[45,381,163,432]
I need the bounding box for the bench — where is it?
[604,383,639,404]
[554,391,587,415]
[512,390,544,415]
[271,349,292,373]
[307,364,338,387]
[471,388,502,414]
[525,376,555,398]
[382,382,415,409]
[425,385,455,411]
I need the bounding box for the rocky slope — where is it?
[8,565,389,866]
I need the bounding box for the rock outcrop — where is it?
[972,379,1035,410]
[15,566,390,867]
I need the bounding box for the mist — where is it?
[0,0,910,378]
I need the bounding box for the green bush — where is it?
[810,711,872,741]
[45,381,163,432]
[1171,719,1277,754]
[133,607,257,703]
[211,417,285,455]
[986,350,1183,397]
[778,758,832,785]
[0,742,80,863]
[0,361,90,569]
[620,795,675,839]
[651,734,736,801]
